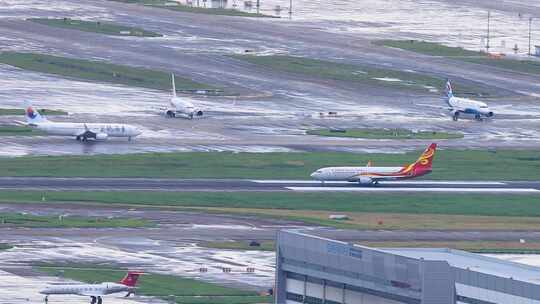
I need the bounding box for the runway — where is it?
[0,177,539,193]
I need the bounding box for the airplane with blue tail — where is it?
[419,80,507,121]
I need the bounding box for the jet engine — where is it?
[96,133,109,141]
[196,110,203,117]
[357,176,373,185]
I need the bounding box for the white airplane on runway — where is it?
[40,271,143,304]
[421,80,499,121]
[310,143,437,185]
[162,74,203,119]
[19,104,141,142]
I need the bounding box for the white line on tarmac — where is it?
[253,180,508,185]
[285,187,540,193]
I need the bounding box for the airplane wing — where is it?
[75,129,96,137]
[74,124,101,137]
[79,291,106,296]
[415,103,453,111]
[13,120,28,126]
[490,104,513,110]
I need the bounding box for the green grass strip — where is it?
[0,108,67,116]
[0,126,46,136]
[29,18,162,37]
[374,40,540,76]
[0,149,539,180]
[233,54,494,96]
[0,243,12,251]
[307,128,463,140]
[3,191,540,217]
[0,52,218,92]
[36,266,264,302]
[0,212,150,228]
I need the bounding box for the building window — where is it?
[456,295,496,304]
[305,296,323,304]
[286,292,304,303]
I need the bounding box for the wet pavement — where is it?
[2,202,540,303]
[0,1,539,300]
[0,0,539,155]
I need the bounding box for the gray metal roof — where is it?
[381,247,540,285]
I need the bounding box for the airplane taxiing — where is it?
[443,80,494,121]
[162,74,204,119]
[19,105,141,142]
[40,271,143,304]
[311,143,437,185]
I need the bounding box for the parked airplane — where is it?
[424,80,495,121]
[20,105,141,142]
[310,143,437,185]
[163,74,203,119]
[40,271,143,304]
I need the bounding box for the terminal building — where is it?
[275,230,540,304]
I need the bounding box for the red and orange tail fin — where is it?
[119,271,144,287]
[412,143,437,173]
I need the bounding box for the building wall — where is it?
[275,230,540,304]
[284,277,406,304]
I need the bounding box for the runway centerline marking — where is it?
[253,180,508,185]
[285,187,540,193]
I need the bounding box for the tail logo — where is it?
[27,107,37,119]
[120,271,143,287]
[418,148,435,165]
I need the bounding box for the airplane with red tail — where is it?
[40,271,144,304]
[310,143,437,185]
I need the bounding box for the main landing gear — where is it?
[90,296,103,304]
[76,135,89,142]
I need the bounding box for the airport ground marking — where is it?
[285,187,540,193]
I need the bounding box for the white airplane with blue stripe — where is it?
[19,104,141,142]
[444,80,494,121]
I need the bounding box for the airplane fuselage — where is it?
[33,122,141,138]
[166,97,203,119]
[40,282,130,296]
[448,96,494,119]
[311,166,408,182]
[311,143,437,185]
